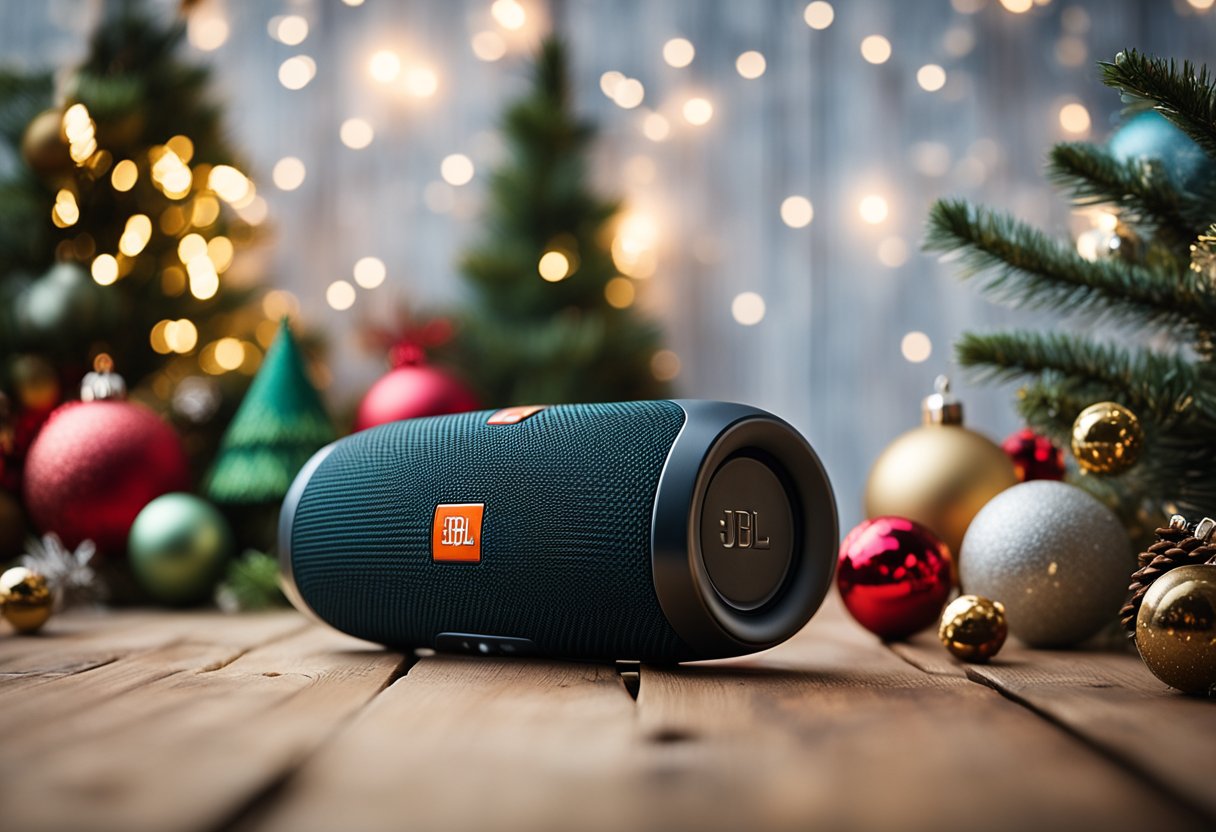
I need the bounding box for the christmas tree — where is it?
[926,50,1216,534]
[0,0,269,477]
[444,38,669,407]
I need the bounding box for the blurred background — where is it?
[1,0,1214,535]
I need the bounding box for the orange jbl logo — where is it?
[432,503,485,563]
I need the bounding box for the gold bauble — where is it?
[20,108,72,179]
[1071,401,1143,475]
[939,594,1008,662]
[0,567,53,634]
[864,378,1017,567]
[1135,563,1216,694]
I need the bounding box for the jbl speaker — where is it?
[280,400,837,663]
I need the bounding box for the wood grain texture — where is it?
[631,609,1210,832]
[244,599,1209,832]
[0,613,403,832]
[894,631,1216,823]
[247,655,642,832]
[2,603,1214,832]
[0,611,308,736]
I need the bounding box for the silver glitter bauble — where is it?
[959,480,1133,647]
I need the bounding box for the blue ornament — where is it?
[1108,111,1208,193]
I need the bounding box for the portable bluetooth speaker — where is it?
[280,400,838,663]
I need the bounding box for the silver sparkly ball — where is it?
[959,480,1133,647]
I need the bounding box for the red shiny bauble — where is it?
[1001,428,1065,482]
[23,400,190,555]
[354,361,479,432]
[837,516,953,640]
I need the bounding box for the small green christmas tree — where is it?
[206,320,334,547]
[443,38,669,406]
[926,50,1216,534]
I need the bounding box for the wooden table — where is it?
[2,597,1214,832]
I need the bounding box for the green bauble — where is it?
[16,262,113,348]
[128,493,234,606]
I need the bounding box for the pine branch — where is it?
[1047,143,1201,244]
[956,330,1202,424]
[1101,50,1216,160]
[925,199,1216,335]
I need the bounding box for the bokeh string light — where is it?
[440,154,475,186]
[240,0,1197,380]
[663,38,695,68]
[780,196,814,229]
[340,118,375,149]
[732,292,766,326]
[491,0,527,31]
[803,2,835,29]
[736,51,767,80]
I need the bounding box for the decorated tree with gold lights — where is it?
[444,37,669,406]
[926,50,1216,535]
[0,0,269,485]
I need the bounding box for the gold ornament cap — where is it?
[80,353,127,402]
[922,375,964,426]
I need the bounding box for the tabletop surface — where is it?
[2,596,1214,832]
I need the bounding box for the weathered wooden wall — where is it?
[1,0,1213,529]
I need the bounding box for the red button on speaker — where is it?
[486,405,546,425]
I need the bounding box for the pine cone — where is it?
[1121,526,1216,635]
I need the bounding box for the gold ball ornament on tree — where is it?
[1135,518,1216,695]
[938,594,1008,662]
[1071,401,1143,475]
[0,567,53,634]
[865,376,1018,567]
[20,108,72,179]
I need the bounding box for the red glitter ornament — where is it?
[837,516,953,640]
[354,345,479,432]
[1001,428,1065,482]
[23,400,190,556]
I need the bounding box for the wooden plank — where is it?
[0,611,309,737]
[247,598,1207,832]
[893,630,1216,822]
[627,605,1212,832]
[246,655,642,832]
[0,621,404,832]
[0,609,288,680]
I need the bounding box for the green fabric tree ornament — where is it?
[206,319,334,512]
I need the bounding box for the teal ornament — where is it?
[16,262,114,348]
[128,493,235,606]
[1108,111,1208,193]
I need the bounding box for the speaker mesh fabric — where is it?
[289,401,695,662]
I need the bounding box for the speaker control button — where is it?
[435,633,537,657]
[699,456,795,611]
[487,405,547,425]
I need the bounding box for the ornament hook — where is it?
[1194,517,1215,543]
[923,375,963,426]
